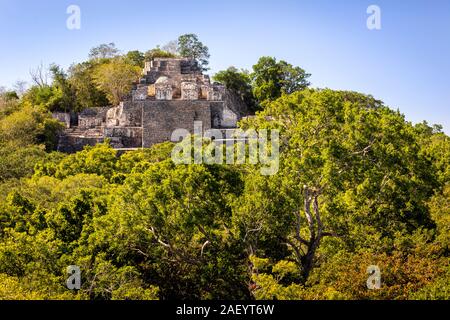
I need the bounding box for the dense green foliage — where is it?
[92,58,141,105]
[67,61,110,110]
[239,90,448,299]
[0,88,448,300]
[124,50,146,68]
[251,56,311,104]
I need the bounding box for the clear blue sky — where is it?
[1,0,449,132]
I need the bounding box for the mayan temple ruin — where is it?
[54,58,250,152]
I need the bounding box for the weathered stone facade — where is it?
[142,100,212,147]
[55,58,249,153]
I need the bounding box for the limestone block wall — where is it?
[143,59,203,86]
[106,101,142,127]
[142,100,212,147]
[143,70,160,84]
[144,58,201,74]
[78,107,110,128]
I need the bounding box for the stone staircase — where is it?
[57,126,129,153]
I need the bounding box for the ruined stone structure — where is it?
[55,58,249,153]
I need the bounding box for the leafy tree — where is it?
[251,56,310,104]
[93,59,141,105]
[89,159,248,299]
[0,104,64,150]
[177,34,210,71]
[237,89,438,284]
[0,41,448,301]
[249,256,304,300]
[22,85,63,112]
[415,121,450,185]
[68,61,109,110]
[0,93,21,118]
[89,43,120,61]
[428,184,450,251]
[302,250,448,300]
[115,142,174,174]
[0,142,47,182]
[13,80,28,97]
[124,50,145,68]
[410,266,450,300]
[53,142,118,181]
[25,62,94,112]
[1,91,19,101]
[0,274,44,299]
[49,64,77,112]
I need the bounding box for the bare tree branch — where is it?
[200,240,210,257]
[29,63,49,87]
[243,224,262,242]
[146,226,171,248]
